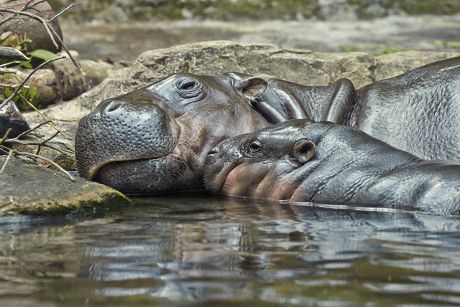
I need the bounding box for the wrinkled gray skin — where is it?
[0,101,29,141]
[204,120,460,215]
[76,57,460,195]
[230,56,460,161]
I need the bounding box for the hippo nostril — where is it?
[104,101,123,113]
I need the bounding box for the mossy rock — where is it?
[0,156,130,214]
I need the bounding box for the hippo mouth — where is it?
[92,146,200,195]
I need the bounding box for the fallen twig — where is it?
[0,144,75,181]
[18,93,75,141]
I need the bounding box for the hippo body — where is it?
[237,56,460,160]
[204,120,460,215]
[76,56,460,195]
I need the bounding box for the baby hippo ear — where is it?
[292,139,316,164]
[235,77,268,101]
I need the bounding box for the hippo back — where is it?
[351,56,460,161]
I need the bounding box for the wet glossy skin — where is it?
[243,57,460,161]
[204,120,460,215]
[0,101,29,141]
[76,57,460,195]
[76,74,270,194]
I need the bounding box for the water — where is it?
[1,194,460,306]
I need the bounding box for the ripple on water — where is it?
[1,194,460,306]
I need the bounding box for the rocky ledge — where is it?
[0,156,130,214]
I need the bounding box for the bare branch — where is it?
[0,3,80,70]
[0,8,58,48]
[49,3,76,22]
[0,150,13,173]
[0,55,65,109]
[18,93,75,141]
[0,128,12,145]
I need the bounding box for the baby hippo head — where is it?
[204,120,329,201]
[204,119,417,203]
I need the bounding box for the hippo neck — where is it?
[261,78,357,124]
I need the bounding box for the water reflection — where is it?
[1,195,460,305]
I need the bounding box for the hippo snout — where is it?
[75,90,181,181]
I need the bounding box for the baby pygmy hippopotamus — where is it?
[204,120,460,215]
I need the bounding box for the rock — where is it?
[0,47,28,61]
[0,156,130,214]
[0,55,122,109]
[373,51,460,80]
[0,0,63,53]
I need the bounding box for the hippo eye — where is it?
[179,80,197,90]
[244,140,262,156]
[176,78,204,100]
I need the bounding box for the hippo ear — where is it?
[292,139,316,164]
[235,77,268,101]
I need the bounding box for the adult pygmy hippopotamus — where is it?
[75,56,460,195]
[204,120,460,215]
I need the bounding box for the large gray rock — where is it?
[35,41,459,123]
[0,157,130,214]
[0,0,63,53]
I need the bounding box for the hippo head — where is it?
[75,73,270,194]
[203,120,415,203]
[203,120,320,200]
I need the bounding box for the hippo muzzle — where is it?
[75,89,194,194]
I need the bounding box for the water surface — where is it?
[1,195,460,306]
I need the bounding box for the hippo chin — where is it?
[204,120,460,215]
[76,56,460,195]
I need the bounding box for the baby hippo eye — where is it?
[179,80,197,90]
[249,141,261,150]
[244,139,262,157]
